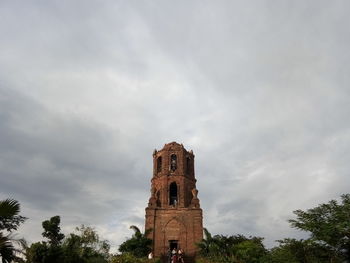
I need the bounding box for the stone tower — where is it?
[145,142,203,261]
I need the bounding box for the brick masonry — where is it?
[145,142,203,261]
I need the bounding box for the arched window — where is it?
[169,182,177,206]
[186,157,191,175]
[157,156,162,173]
[170,154,177,172]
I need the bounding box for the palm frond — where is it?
[0,233,16,263]
[0,199,20,217]
[129,225,142,239]
[129,225,141,234]
[203,228,212,241]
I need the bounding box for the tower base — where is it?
[145,207,203,259]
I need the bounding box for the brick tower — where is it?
[145,142,203,261]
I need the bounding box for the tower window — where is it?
[156,190,161,207]
[170,154,177,172]
[157,156,162,173]
[169,182,177,206]
[186,157,191,175]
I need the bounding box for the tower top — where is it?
[163,141,183,149]
[153,141,194,156]
[152,142,195,179]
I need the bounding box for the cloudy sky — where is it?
[1,0,350,250]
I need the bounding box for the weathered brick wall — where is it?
[146,207,203,257]
[145,142,203,260]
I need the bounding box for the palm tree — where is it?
[0,234,26,263]
[196,228,214,256]
[129,225,153,240]
[119,225,153,257]
[0,233,16,263]
[0,199,26,263]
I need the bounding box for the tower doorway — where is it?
[169,240,178,251]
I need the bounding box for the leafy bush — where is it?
[118,226,152,258]
[109,253,160,263]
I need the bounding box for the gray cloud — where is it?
[1,0,350,250]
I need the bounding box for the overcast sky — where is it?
[1,0,350,251]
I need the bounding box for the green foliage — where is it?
[234,240,266,263]
[26,241,64,263]
[26,216,66,263]
[196,236,342,263]
[263,245,299,263]
[262,238,336,263]
[0,233,18,263]
[196,228,266,263]
[118,225,152,258]
[42,216,65,246]
[0,199,27,232]
[3,194,350,263]
[0,199,27,262]
[196,194,350,263]
[289,194,350,260]
[62,225,110,263]
[26,242,49,263]
[195,257,216,263]
[109,253,159,263]
[26,216,110,263]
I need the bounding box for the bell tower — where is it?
[145,142,203,261]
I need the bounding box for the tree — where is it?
[0,234,18,263]
[0,199,27,232]
[26,241,64,263]
[26,216,65,263]
[109,253,157,263]
[26,241,49,263]
[196,228,214,257]
[0,199,27,263]
[119,225,152,258]
[42,216,65,246]
[265,245,299,263]
[196,229,266,263]
[197,229,240,260]
[289,194,350,261]
[263,238,335,263]
[62,225,110,263]
[27,217,110,263]
[234,239,266,263]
